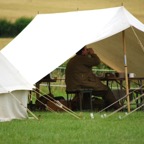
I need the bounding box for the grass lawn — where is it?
[0,111,144,144]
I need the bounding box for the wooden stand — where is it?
[35,74,57,98]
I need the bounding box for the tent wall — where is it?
[0,52,34,93]
[0,90,29,121]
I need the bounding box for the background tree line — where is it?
[0,17,33,37]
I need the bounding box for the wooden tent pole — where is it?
[122,30,130,112]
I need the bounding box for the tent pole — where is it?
[122,30,130,112]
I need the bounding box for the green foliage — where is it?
[0,19,13,37]
[14,17,32,35]
[0,17,33,37]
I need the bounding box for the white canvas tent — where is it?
[0,52,34,121]
[1,6,144,87]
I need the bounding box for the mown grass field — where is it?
[0,0,144,22]
[0,111,144,144]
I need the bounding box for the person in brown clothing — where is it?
[65,45,121,109]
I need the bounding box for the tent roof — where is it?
[0,52,34,94]
[1,6,144,85]
[89,27,144,76]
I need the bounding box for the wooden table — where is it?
[35,74,57,98]
[100,76,144,89]
[100,76,144,107]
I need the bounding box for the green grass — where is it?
[0,111,144,144]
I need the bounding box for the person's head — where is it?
[76,46,89,56]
